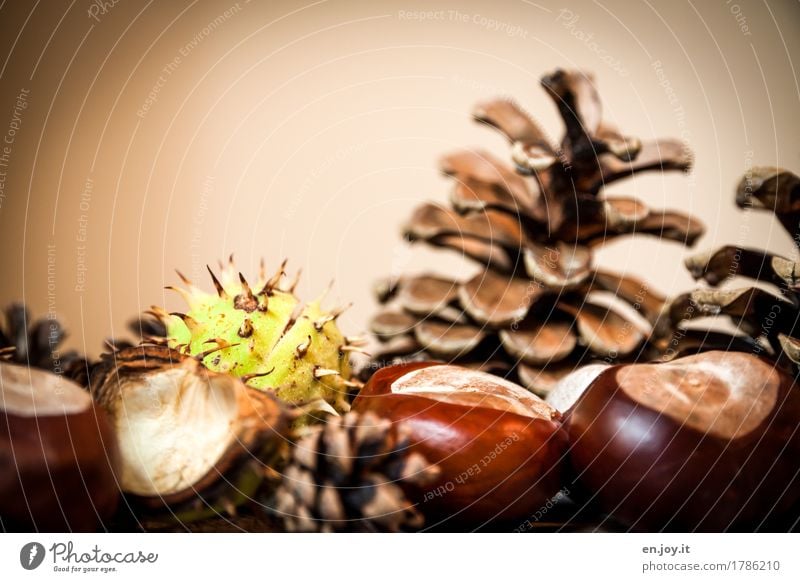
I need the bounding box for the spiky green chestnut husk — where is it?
[154,260,355,412]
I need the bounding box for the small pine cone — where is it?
[98,316,169,355]
[271,412,439,532]
[0,303,87,378]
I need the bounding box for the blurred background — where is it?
[0,0,798,357]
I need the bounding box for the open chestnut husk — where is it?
[352,362,568,525]
[562,350,800,531]
[88,345,291,525]
[0,362,119,531]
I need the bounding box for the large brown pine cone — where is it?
[369,68,703,394]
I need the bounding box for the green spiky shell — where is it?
[157,260,352,412]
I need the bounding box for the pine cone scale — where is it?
[440,150,533,205]
[499,318,576,365]
[459,270,538,326]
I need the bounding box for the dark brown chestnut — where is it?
[352,361,568,524]
[0,362,119,531]
[562,351,800,531]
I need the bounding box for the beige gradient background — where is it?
[0,0,798,358]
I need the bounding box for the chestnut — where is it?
[89,345,290,516]
[562,351,800,531]
[352,361,568,525]
[0,362,119,531]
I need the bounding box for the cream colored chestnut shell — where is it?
[617,351,779,439]
[391,364,556,420]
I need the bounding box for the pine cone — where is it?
[103,315,168,352]
[270,411,439,532]
[369,69,703,394]
[667,167,800,371]
[0,303,86,378]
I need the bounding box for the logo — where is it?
[20,542,46,570]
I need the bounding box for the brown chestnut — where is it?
[563,351,800,531]
[352,362,568,525]
[0,362,119,531]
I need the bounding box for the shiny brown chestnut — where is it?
[352,361,568,524]
[0,362,119,531]
[562,351,800,531]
